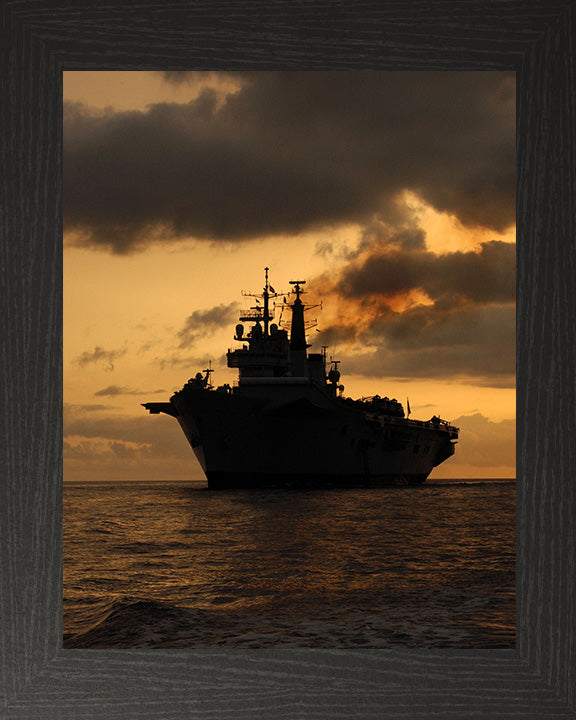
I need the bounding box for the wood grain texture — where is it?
[1,0,574,717]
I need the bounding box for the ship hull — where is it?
[149,382,456,489]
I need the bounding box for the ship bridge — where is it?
[226,269,327,385]
[226,268,291,378]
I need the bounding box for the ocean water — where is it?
[63,479,515,649]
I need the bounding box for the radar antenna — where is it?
[289,280,306,301]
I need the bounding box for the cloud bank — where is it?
[312,234,515,385]
[64,71,515,253]
[337,240,515,305]
[449,413,516,469]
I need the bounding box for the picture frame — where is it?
[2,1,574,717]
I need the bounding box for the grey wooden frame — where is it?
[1,1,575,718]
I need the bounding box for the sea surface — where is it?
[63,479,515,649]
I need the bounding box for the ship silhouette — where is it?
[143,268,458,488]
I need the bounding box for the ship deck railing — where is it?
[365,412,459,434]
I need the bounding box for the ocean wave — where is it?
[63,599,200,648]
[63,592,515,650]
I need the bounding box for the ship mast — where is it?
[289,280,308,377]
[263,266,270,337]
[239,267,275,335]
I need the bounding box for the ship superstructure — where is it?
[143,268,458,488]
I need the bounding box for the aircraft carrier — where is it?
[143,269,458,488]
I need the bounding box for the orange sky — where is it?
[63,71,516,481]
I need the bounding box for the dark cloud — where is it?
[94,385,165,396]
[323,302,515,386]
[338,241,515,304]
[369,302,515,353]
[177,302,239,349]
[357,220,427,254]
[64,72,514,253]
[75,346,126,371]
[311,238,515,385]
[339,340,514,387]
[315,323,359,347]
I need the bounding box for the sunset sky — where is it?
[63,71,516,482]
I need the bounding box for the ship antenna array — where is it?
[288,280,322,313]
[202,360,214,388]
[239,268,287,335]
